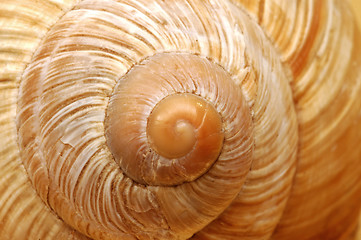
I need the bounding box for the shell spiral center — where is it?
[147,93,223,160]
[105,53,235,186]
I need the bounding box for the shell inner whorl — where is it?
[105,52,246,186]
[147,93,223,160]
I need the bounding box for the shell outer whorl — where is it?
[4,0,361,239]
[16,45,255,238]
[10,0,301,239]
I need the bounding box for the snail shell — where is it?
[0,0,360,239]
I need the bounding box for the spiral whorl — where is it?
[14,1,260,238]
[3,0,340,239]
[105,53,248,186]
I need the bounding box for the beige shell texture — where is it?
[0,0,360,239]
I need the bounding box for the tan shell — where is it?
[0,0,360,239]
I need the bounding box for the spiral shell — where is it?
[0,0,360,239]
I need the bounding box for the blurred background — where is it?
[350,0,361,29]
[349,1,361,239]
